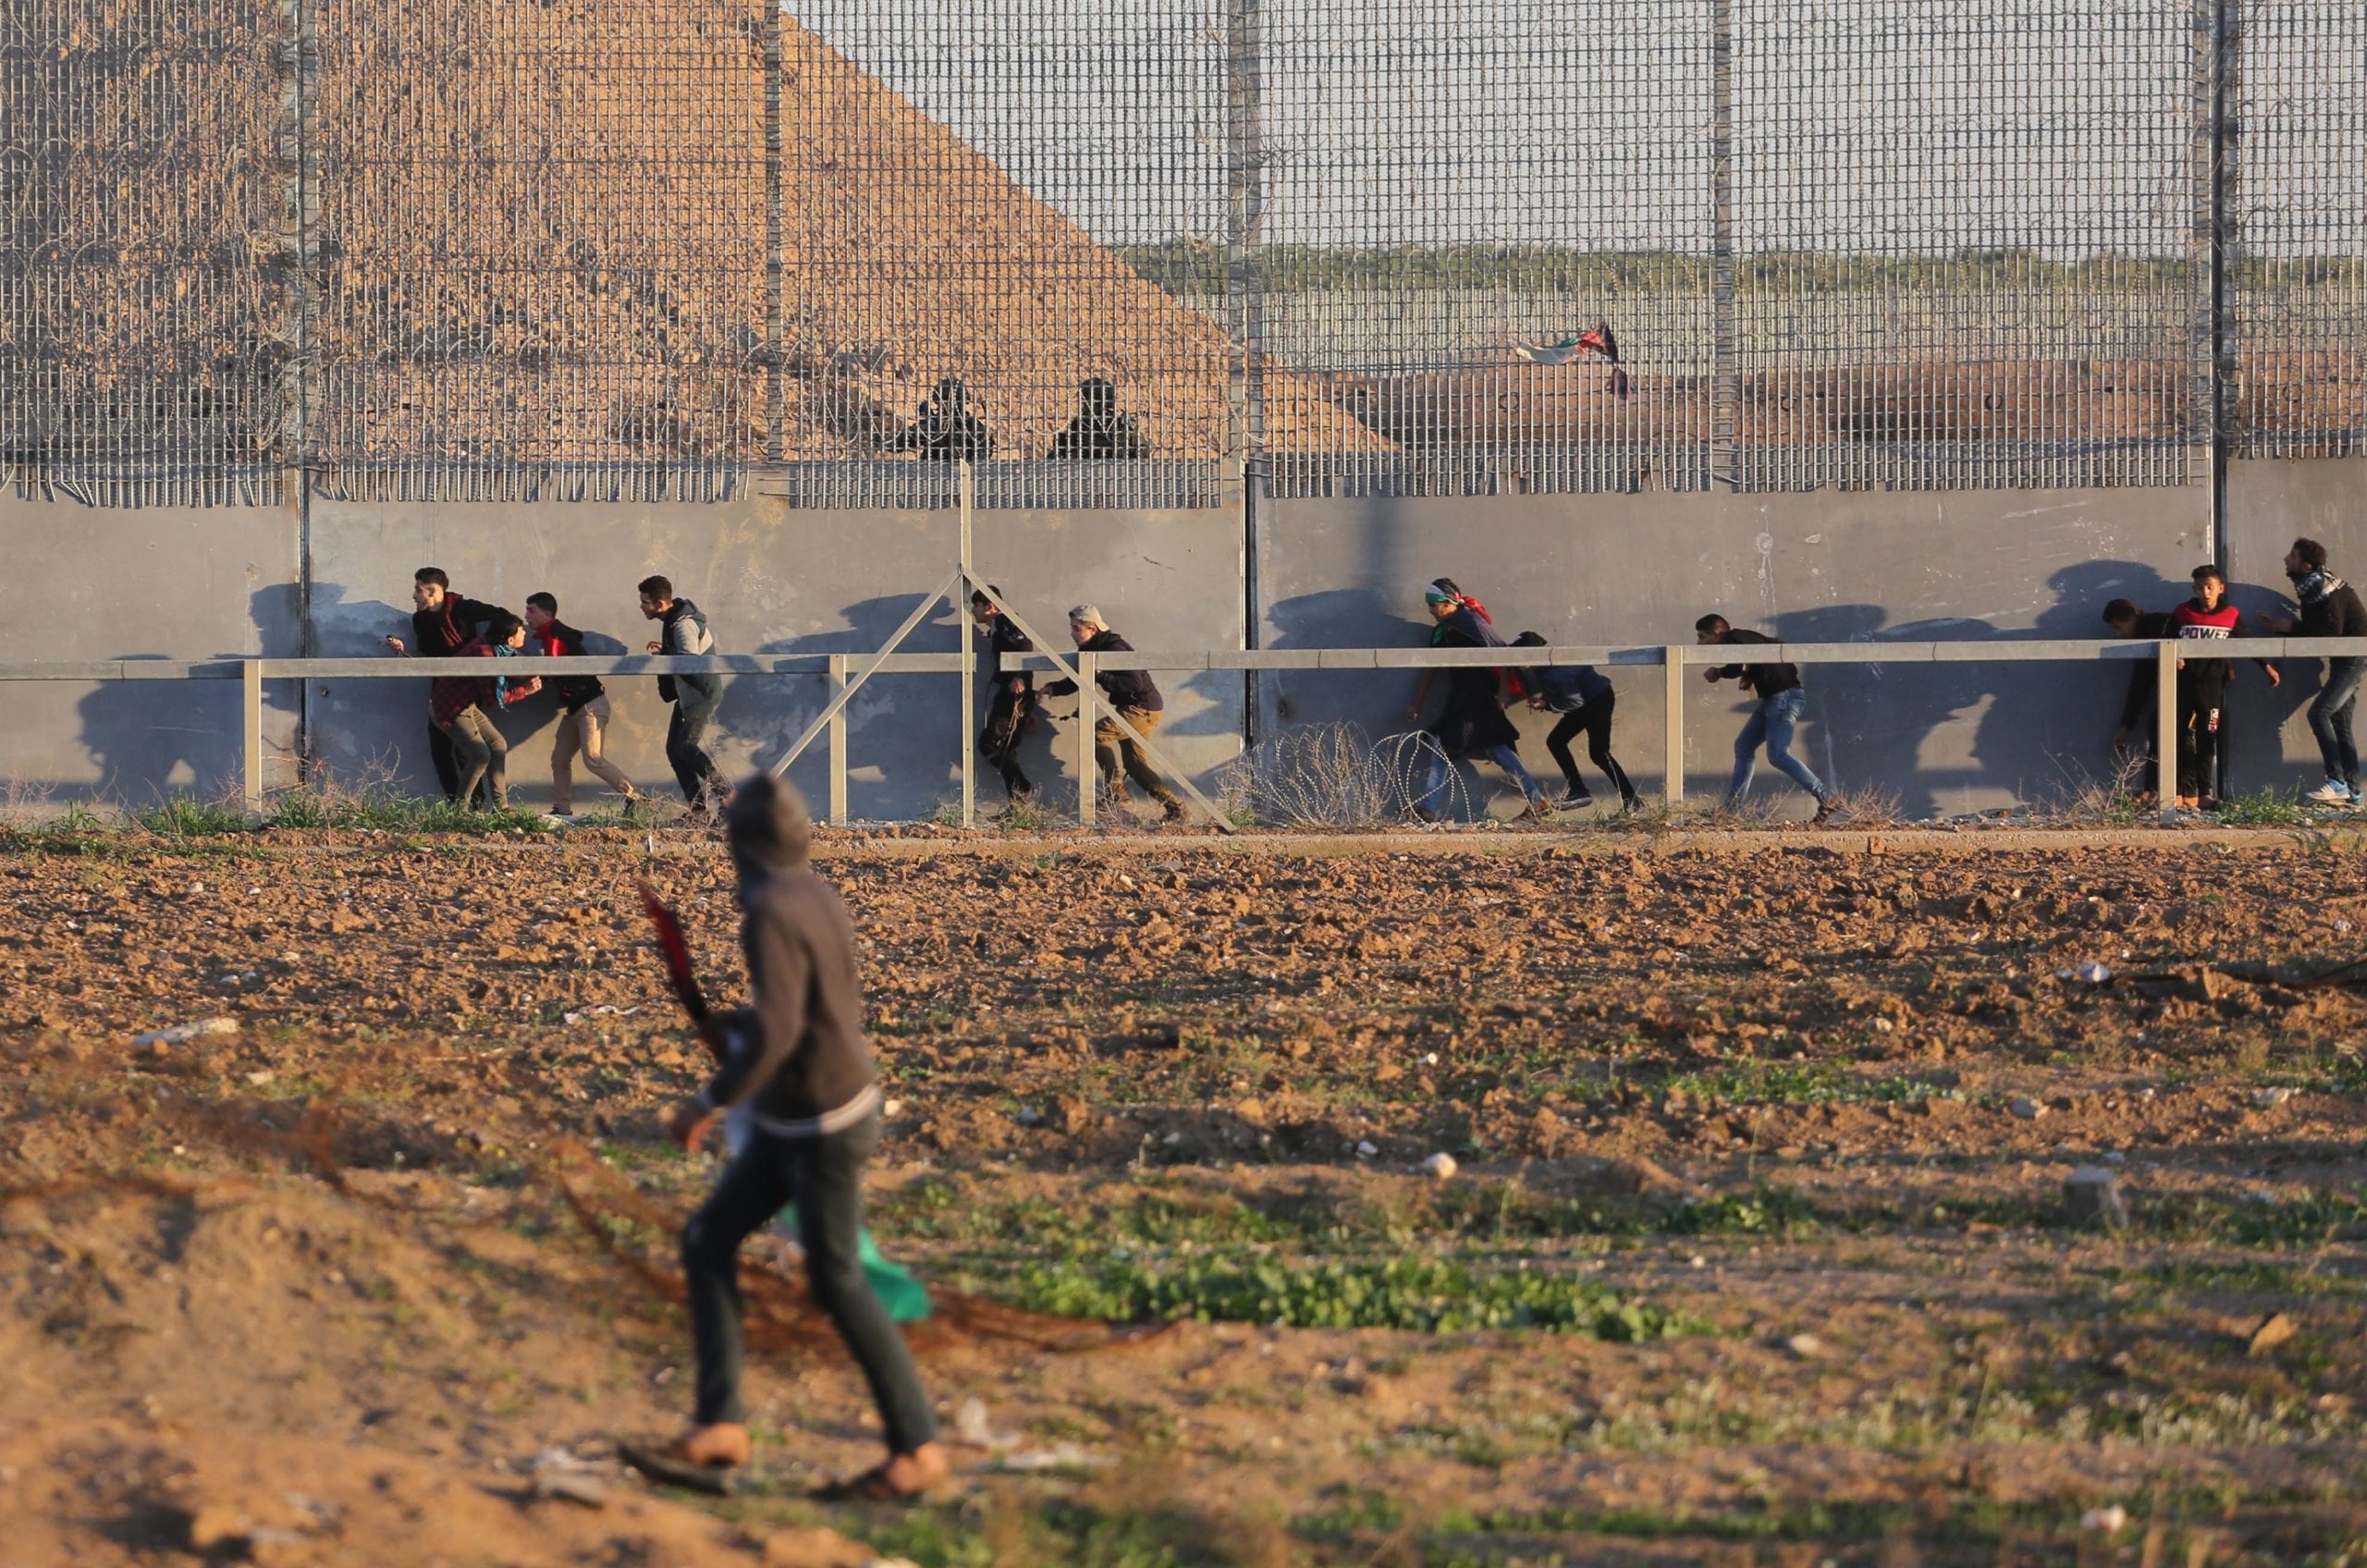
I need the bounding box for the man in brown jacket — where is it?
[656,775,946,1499]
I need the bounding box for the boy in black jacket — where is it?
[1040,605,1186,820]
[2261,538,2367,806]
[383,566,509,803]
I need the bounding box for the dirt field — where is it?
[5,830,2365,1566]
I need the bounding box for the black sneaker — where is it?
[548,803,575,818]
[1551,790,1596,811]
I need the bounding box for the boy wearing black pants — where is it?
[1512,631,1638,812]
[2167,563,2280,811]
[969,586,1036,802]
[656,776,946,1500]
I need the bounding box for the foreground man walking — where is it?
[650,776,947,1500]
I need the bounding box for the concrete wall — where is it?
[1255,484,2212,819]
[307,496,1245,819]
[0,499,302,804]
[6,457,2364,819]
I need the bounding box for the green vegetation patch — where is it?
[983,1250,1710,1338]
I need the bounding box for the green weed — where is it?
[979,1249,1710,1337]
[2215,789,2310,827]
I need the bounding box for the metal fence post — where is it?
[1662,646,1686,805]
[959,462,976,827]
[828,654,849,824]
[1709,0,1738,493]
[243,659,266,818]
[2155,642,2179,826]
[1226,0,1268,736]
[1075,653,1098,827]
[762,4,786,466]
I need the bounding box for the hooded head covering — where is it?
[726,773,813,897]
[1068,604,1107,633]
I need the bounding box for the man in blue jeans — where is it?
[2259,537,2367,806]
[1695,614,1838,824]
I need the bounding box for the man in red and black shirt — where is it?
[384,567,512,802]
[2168,563,2279,810]
[526,591,642,815]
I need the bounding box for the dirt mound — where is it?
[13,0,1382,471]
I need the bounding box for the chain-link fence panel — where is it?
[776,1,1253,508]
[1257,0,1716,498]
[2230,0,2367,459]
[1,0,289,505]
[309,0,770,501]
[1732,0,2202,491]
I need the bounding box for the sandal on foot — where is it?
[618,1440,739,1496]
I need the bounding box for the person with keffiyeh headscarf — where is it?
[1403,580,1547,824]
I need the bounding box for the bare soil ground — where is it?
[5,832,2365,1566]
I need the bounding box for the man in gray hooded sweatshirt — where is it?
[657,774,946,1499]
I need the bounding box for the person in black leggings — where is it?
[1512,631,1638,812]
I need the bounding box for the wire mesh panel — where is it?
[780,1,1254,508]
[1732,0,2201,491]
[1258,0,1717,498]
[2229,1,2367,459]
[310,0,769,500]
[0,0,288,505]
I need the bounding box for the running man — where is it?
[525,592,641,816]
[2258,538,2366,806]
[640,575,730,820]
[1039,605,1187,822]
[1511,631,1638,813]
[383,567,509,803]
[1695,614,1837,823]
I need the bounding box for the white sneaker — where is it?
[2306,779,2354,805]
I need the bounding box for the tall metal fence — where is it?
[2,0,2361,507]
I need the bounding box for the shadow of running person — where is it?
[1965,557,2190,810]
[68,581,310,805]
[714,592,965,821]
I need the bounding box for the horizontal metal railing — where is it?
[4,639,2359,827]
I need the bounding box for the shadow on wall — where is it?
[1265,586,1433,739]
[727,592,965,820]
[1971,557,2195,803]
[69,583,307,803]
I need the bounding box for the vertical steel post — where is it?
[2207,0,2239,564]
[276,0,321,777]
[1226,0,1268,741]
[243,659,266,818]
[2156,643,2180,827]
[959,462,975,827]
[762,4,786,466]
[1663,647,1687,805]
[828,654,850,824]
[1075,653,1099,827]
[1709,0,1738,493]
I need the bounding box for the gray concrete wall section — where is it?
[1255,485,2211,819]
[2222,459,2367,796]
[304,497,1244,818]
[0,499,301,803]
[12,460,2367,819]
